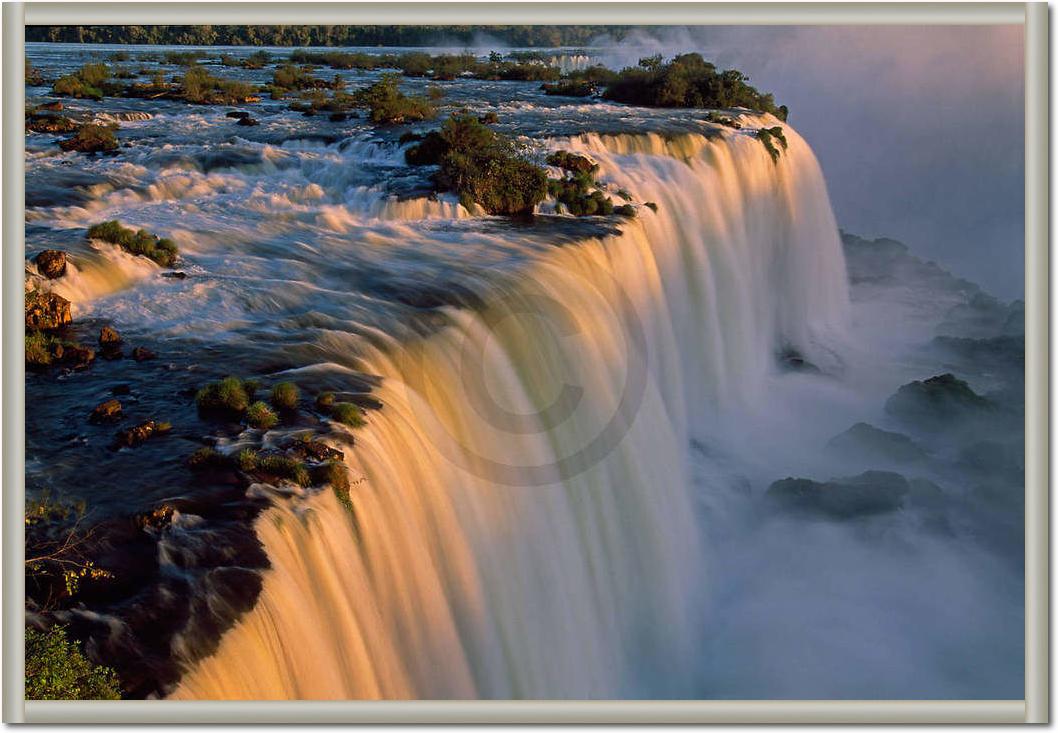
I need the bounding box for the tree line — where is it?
[26,25,633,47]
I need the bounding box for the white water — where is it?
[171,121,851,699]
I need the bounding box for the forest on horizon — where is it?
[26,25,637,47]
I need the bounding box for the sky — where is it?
[596,26,1026,300]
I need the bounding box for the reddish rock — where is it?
[131,346,156,362]
[90,399,123,424]
[114,419,171,448]
[99,325,122,346]
[25,289,71,331]
[34,250,67,279]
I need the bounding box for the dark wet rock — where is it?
[236,116,259,127]
[114,420,171,449]
[827,422,929,464]
[54,342,95,370]
[25,289,72,331]
[766,470,909,519]
[225,110,250,120]
[99,325,122,346]
[38,101,63,112]
[89,399,123,424]
[26,113,78,134]
[478,111,500,124]
[328,112,348,122]
[111,383,132,396]
[138,503,176,531]
[885,373,996,429]
[162,271,188,279]
[131,346,157,362]
[777,347,820,373]
[34,249,67,279]
[282,435,344,464]
[58,124,119,154]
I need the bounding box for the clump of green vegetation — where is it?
[548,175,614,216]
[546,151,598,175]
[757,126,788,163]
[614,204,637,217]
[222,50,271,69]
[195,376,256,418]
[331,402,366,428]
[270,382,300,412]
[25,331,58,368]
[52,63,120,100]
[353,74,436,124]
[602,53,784,118]
[246,401,279,430]
[187,446,229,470]
[163,50,206,66]
[86,220,178,266]
[406,115,548,216]
[58,124,119,154]
[315,391,336,412]
[25,625,121,700]
[257,455,311,487]
[179,64,257,104]
[540,79,596,97]
[313,461,353,511]
[235,448,259,472]
[270,63,329,93]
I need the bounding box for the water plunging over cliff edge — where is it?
[170,119,852,699]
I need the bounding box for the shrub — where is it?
[540,80,595,97]
[313,461,352,510]
[271,64,326,91]
[235,448,259,472]
[614,204,637,217]
[195,376,255,417]
[315,391,336,411]
[258,455,311,487]
[25,626,121,700]
[546,151,598,175]
[26,331,57,368]
[405,115,547,215]
[246,401,279,430]
[187,446,227,470]
[270,382,300,411]
[331,402,366,428]
[180,64,256,105]
[52,63,116,100]
[85,220,178,266]
[548,174,613,216]
[353,74,436,124]
[602,53,783,115]
[58,124,119,154]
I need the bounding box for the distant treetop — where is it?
[26,25,635,47]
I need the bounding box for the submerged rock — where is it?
[114,419,171,449]
[885,373,996,429]
[25,289,72,331]
[89,399,123,424]
[236,116,259,127]
[131,346,156,362]
[34,249,67,279]
[99,325,122,346]
[766,470,909,519]
[225,110,250,120]
[827,422,929,464]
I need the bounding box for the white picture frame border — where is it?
[3,2,1048,724]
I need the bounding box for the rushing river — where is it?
[25,43,1025,700]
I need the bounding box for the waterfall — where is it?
[170,120,851,700]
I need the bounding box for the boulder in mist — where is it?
[766,470,909,519]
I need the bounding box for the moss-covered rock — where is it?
[114,419,171,449]
[331,402,366,428]
[89,399,123,424]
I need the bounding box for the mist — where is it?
[591,26,1025,299]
